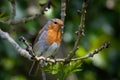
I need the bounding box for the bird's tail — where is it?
[29,61,40,76]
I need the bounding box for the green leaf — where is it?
[0,12,9,21]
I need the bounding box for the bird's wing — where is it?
[33,25,47,45]
[33,30,49,56]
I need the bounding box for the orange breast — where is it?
[45,29,61,45]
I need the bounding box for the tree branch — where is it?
[65,0,89,61]
[61,0,66,35]
[61,0,66,23]
[0,29,110,63]
[0,0,52,25]
[71,41,110,61]
[0,29,32,60]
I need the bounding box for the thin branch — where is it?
[61,0,66,35]
[19,36,35,57]
[0,0,52,25]
[61,0,66,23]
[66,0,89,61]
[0,13,41,25]
[71,41,110,61]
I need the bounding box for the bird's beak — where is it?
[60,24,64,29]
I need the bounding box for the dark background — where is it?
[0,0,120,80]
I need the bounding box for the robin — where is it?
[29,18,64,76]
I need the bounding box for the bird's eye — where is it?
[54,22,57,24]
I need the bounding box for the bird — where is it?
[29,18,64,76]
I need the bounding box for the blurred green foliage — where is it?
[0,0,120,80]
[42,61,81,80]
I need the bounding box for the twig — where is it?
[65,0,89,61]
[0,0,52,25]
[61,0,66,35]
[19,36,35,57]
[61,0,66,23]
[0,14,42,25]
[71,41,110,61]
